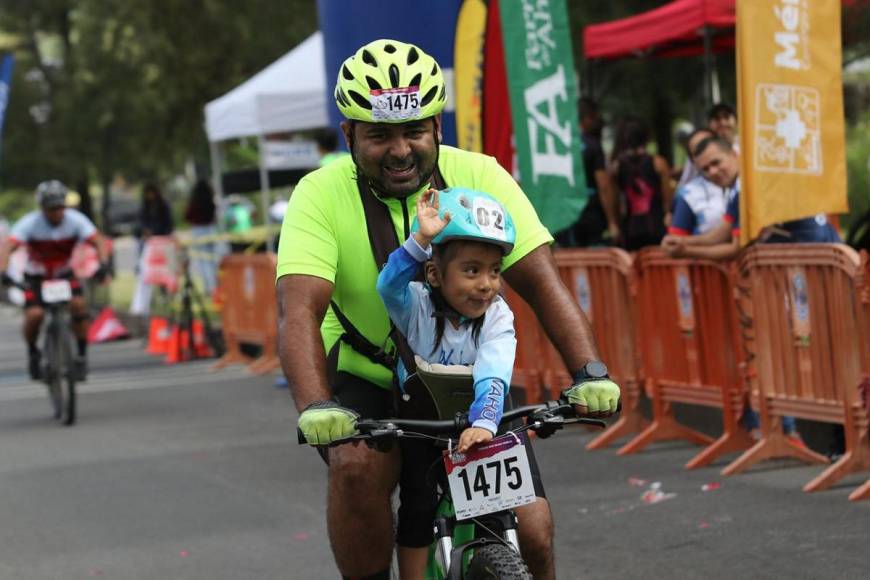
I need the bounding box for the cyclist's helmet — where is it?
[413,188,516,255]
[334,39,447,123]
[35,180,69,209]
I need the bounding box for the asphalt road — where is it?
[0,306,867,579]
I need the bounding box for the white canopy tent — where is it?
[204,32,329,251]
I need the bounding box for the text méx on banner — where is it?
[736,0,848,244]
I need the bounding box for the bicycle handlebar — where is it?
[297,398,607,446]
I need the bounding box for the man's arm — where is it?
[0,237,20,273]
[277,274,335,412]
[503,244,600,371]
[88,232,109,264]
[595,169,621,239]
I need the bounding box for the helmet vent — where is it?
[431,63,439,76]
[348,90,373,110]
[420,86,438,107]
[407,47,419,65]
[438,86,446,102]
[362,50,377,67]
[388,64,400,88]
[409,73,421,88]
[366,76,382,90]
[335,89,349,108]
[342,65,354,80]
[384,43,397,54]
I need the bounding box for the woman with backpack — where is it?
[609,117,674,250]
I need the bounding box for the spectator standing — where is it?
[184,179,219,294]
[707,102,739,151]
[610,117,673,250]
[669,129,730,236]
[316,129,350,167]
[554,97,619,247]
[130,182,174,318]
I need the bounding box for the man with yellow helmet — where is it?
[278,39,620,579]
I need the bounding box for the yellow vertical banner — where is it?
[454,0,488,153]
[737,0,848,245]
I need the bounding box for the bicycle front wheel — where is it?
[465,544,531,580]
[45,319,76,426]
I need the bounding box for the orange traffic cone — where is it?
[192,320,212,358]
[146,317,171,355]
[164,324,192,364]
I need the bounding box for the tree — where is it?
[0,0,317,223]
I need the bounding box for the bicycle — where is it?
[300,397,605,579]
[12,277,78,425]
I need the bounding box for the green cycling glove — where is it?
[297,401,360,445]
[564,379,621,414]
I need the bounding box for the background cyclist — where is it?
[0,180,110,381]
[278,39,620,580]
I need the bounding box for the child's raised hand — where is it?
[457,426,494,453]
[414,189,451,247]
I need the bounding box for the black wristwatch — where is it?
[572,361,609,383]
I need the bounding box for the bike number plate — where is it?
[41,280,72,303]
[444,435,536,520]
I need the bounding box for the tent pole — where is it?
[703,25,713,109]
[257,135,275,253]
[209,140,225,234]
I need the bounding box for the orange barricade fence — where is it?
[619,248,753,469]
[553,248,646,450]
[212,253,280,375]
[852,251,870,500]
[722,244,870,500]
[502,284,546,405]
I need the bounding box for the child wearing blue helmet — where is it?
[376,187,517,453]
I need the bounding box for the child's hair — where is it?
[428,240,489,356]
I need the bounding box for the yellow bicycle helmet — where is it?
[334,39,447,123]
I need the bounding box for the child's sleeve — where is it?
[468,299,516,434]
[375,236,431,336]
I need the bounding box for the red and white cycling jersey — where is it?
[9,209,97,278]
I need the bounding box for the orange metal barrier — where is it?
[852,251,870,501]
[722,244,870,499]
[619,248,753,468]
[212,254,280,375]
[553,249,646,450]
[502,284,546,405]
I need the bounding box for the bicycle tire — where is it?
[57,324,76,426]
[465,544,531,580]
[44,328,63,420]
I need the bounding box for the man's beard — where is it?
[368,150,437,199]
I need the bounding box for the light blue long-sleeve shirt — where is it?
[376,236,516,434]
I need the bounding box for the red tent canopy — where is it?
[583,0,861,60]
[583,0,736,60]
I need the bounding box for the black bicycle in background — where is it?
[12,278,77,425]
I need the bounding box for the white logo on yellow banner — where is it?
[754,83,821,175]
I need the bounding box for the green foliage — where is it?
[846,111,870,228]
[0,0,317,190]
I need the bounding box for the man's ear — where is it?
[432,115,442,143]
[340,121,354,150]
[425,261,441,287]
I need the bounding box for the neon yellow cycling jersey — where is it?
[276,145,553,390]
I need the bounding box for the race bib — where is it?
[370,87,421,121]
[472,197,507,241]
[444,435,535,520]
[41,279,72,304]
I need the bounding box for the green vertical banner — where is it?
[499,0,586,233]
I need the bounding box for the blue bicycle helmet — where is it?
[413,187,516,254]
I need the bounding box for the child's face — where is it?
[428,242,503,320]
